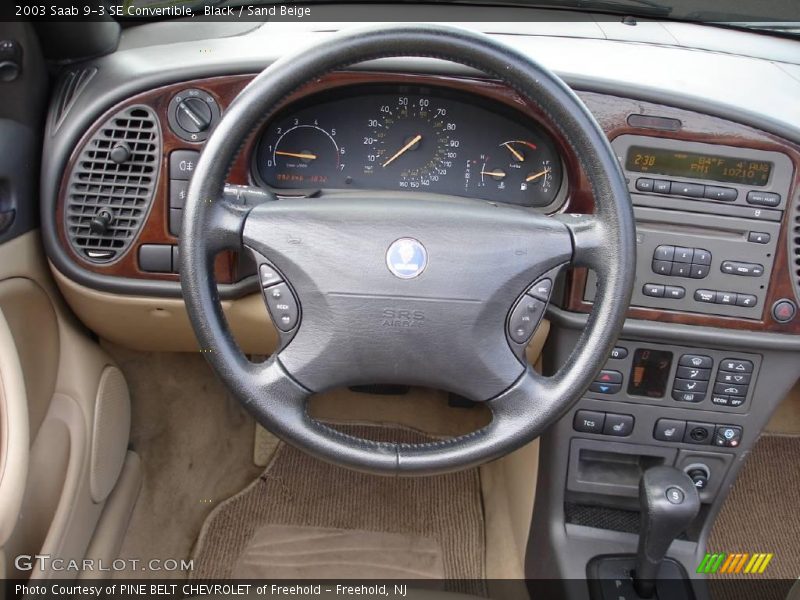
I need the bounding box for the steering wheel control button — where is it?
[528,278,552,301]
[654,419,686,442]
[610,346,628,360]
[259,264,283,288]
[573,410,605,434]
[603,413,634,437]
[508,296,545,344]
[263,283,299,332]
[385,238,427,279]
[714,425,743,448]
[772,299,797,323]
[684,422,715,445]
[169,150,200,180]
[665,487,685,505]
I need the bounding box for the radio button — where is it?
[653,179,671,194]
[692,249,712,265]
[717,291,737,305]
[746,191,780,207]
[643,283,665,297]
[689,264,709,279]
[670,181,704,198]
[652,260,673,276]
[721,261,764,277]
[704,186,738,201]
[636,178,654,192]
[672,264,691,277]
[665,285,685,299]
[694,289,717,303]
[747,231,771,244]
[673,247,694,263]
[736,294,758,308]
[653,245,675,261]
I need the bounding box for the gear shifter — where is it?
[633,466,700,598]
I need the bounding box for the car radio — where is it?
[583,136,795,319]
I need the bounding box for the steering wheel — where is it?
[181,24,636,475]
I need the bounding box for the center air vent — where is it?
[65,105,160,263]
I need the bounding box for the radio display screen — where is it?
[627,349,673,398]
[626,146,772,187]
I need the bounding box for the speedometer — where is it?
[362,95,459,190]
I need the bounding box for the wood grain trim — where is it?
[55,72,799,333]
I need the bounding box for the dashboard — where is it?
[253,85,564,208]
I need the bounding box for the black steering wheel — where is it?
[180,24,636,475]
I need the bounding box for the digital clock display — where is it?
[626,146,772,187]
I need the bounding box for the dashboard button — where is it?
[676,366,711,381]
[746,191,780,207]
[653,180,671,194]
[169,208,182,237]
[652,260,673,276]
[139,244,172,273]
[643,283,665,297]
[673,247,694,263]
[636,178,654,192]
[714,425,742,448]
[672,263,690,277]
[720,359,753,373]
[573,410,605,434]
[528,278,552,301]
[670,181,704,198]
[610,346,628,360]
[721,261,764,277]
[508,296,545,344]
[654,419,686,442]
[665,285,685,299]
[603,413,634,437]
[711,394,730,406]
[169,179,189,209]
[653,245,675,261]
[692,249,712,265]
[673,378,709,393]
[729,395,746,407]
[694,289,717,303]
[735,294,757,308]
[747,231,771,244]
[713,382,748,396]
[169,150,200,180]
[596,370,623,384]
[263,282,299,332]
[672,390,705,403]
[704,186,737,201]
[716,371,751,385]
[589,382,621,395]
[679,354,713,369]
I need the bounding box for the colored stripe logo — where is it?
[697,552,773,574]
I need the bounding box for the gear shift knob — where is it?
[634,466,700,598]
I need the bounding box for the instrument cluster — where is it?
[253,85,565,208]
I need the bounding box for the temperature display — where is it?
[627,348,674,398]
[626,146,772,187]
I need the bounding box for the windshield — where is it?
[119,0,800,36]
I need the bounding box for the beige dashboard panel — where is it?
[52,266,279,354]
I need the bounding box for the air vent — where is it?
[49,67,98,135]
[793,193,800,301]
[65,105,160,263]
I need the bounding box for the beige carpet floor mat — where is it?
[708,434,800,598]
[191,424,486,595]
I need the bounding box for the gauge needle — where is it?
[481,170,506,179]
[382,134,422,168]
[504,142,525,162]
[526,168,552,182]
[275,151,317,160]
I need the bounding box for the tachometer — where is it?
[362,95,459,190]
[257,121,346,188]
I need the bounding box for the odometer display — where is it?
[253,85,564,207]
[626,145,772,187]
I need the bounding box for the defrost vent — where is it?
[793,192,800,301]
[65,105,160,263]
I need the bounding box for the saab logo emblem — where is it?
[386,238,427,279]
[697,552,774,574]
